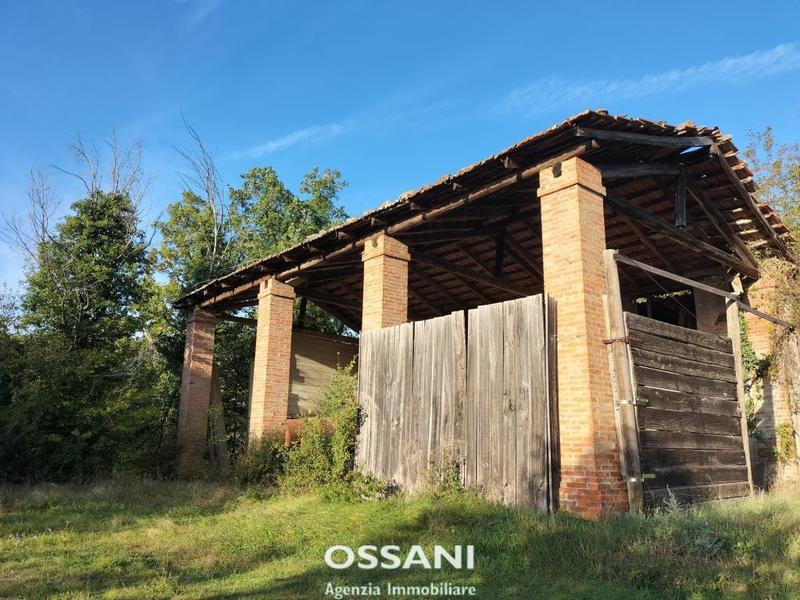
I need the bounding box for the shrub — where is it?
[232,435,287,487]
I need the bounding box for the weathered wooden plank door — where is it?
[623,312,751,506]
[356,294,554,511]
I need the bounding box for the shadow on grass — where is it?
[197,491,800,600]
[0,478,238,535]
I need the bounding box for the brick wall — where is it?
[361,233,410,331]
[694,287,728,337]
[177,308,217,477]
[249,278,295,440]
[539,157,628,518]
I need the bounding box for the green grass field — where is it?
[1,479,799,600]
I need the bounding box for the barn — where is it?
[175,110,796,519]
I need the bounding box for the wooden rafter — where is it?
[685,180,759,269]
[413,250,529,296]
[710,144,792,258]
[504,237,542,279]
[605,193,759,279]
[576,126,713,148]
[411,269,463,311]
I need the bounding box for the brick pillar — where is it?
[694,286,728,336]
[361,233,410,331]
[249,278,296,441]
[538,157,628,518]
[177,307,217,477]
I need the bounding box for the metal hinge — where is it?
[628,474,656,483]
[603,336,629,345]
[619,397,649,407]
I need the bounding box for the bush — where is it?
[232,435,287,487]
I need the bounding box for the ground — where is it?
[1,480,799,600]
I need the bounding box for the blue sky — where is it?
[1,0,799,289]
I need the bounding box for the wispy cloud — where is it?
[502,42,800,116]
[229,121,351,159]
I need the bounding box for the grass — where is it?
[1,479,799,599]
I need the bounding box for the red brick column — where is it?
[177,307,217,477]
[538,157,628,518]
[361,233,410,331]
[249,278,296,441]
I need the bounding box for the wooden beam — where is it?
[213,313,257,326]
[504,237,542,279]
[604,193,759,279]
[408,287,445,316]
[306,299,361,332]
[617,213,675,271]
[686,180,759,269]
[303,290,361,312]
[711,144,792,258]
[190,142,596,309]
[411,268,463,310]
[494,231,506,277]
[674,166,687,228]
[613,252,792,329]
[413,250,529,297]
[725,299,755,494]
[603,250,644,513]
[600,163,682,178]
[576,126,713,148]
[460,247,495,278]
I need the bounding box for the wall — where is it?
[288,329,358,417]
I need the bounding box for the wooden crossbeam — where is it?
[617,213,675,271]
[710,145,792,258]
[411,268,463,310]
[685,180,759,269]
[494,232,506,277]
[675,166,687,228]
[460,247,495,277]
[408,287,445,316]
[605,193,759,279]
[504,237,542,279]
[599,163,682,178]
[306,299,361,332]
[413,250,529,296]
[190,143,595,309]
[576,126,713,148]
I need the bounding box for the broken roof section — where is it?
[176,109,793,313]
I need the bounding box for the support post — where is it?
[177,308,217,477]
[249,278,296,441]
[361,233,410,331]
[603,250,644,513]
[726,299,755,493]
[538,157,628,518]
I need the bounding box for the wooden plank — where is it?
[603,250,644,512]
[726,300,754,493]
[675,167,687,228]
[487,302,505,503]
[635,366,737,399]
[545,296,559,513]
[629,347,736,383]
[465,307,479,488]
[638,407,741,436]
[628,330,735,368]
[605,193,760,279]
[530,295,549,511]
[647,464,749,487]
[575,126,714,148]
[644,482,750,506]
[640,430,745,451]
[636,386,740,418]
[640,447,745,469]
[626,312,732,353]
[502,298,519,506]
